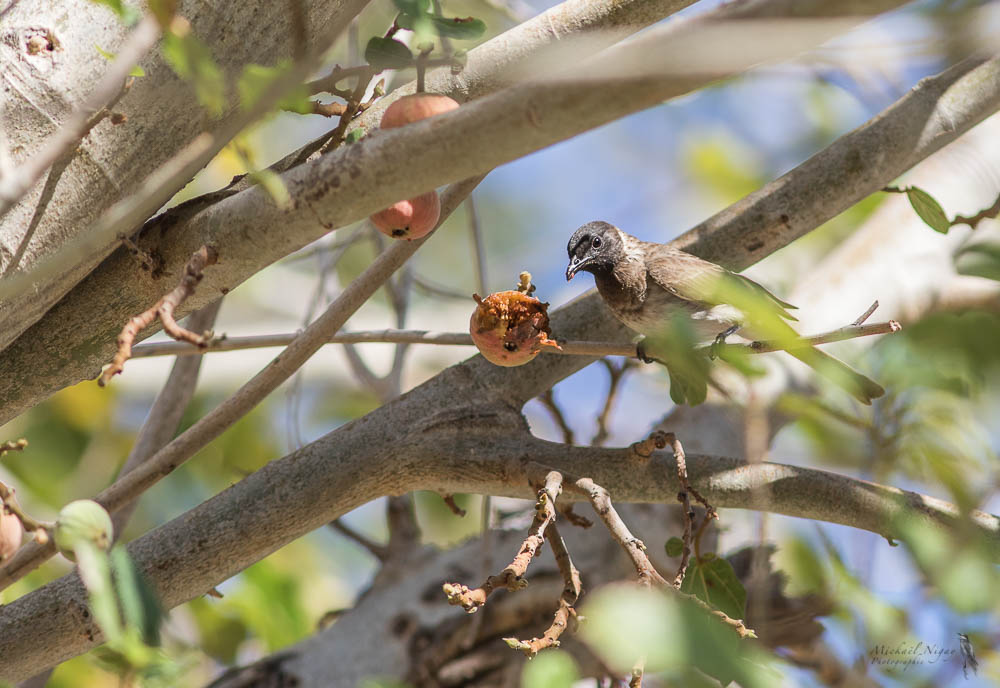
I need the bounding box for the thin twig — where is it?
[466,195,488,294]
[412,274,471,300]
[0,482,51,541]
[592,358,635,447]
[852,300,879,326]
[953,192,1000,229]
[99,245,218,386]
[0,439,28,457]
[558,503,593,529]
[329,519,389,561]
[443,471,562,613]
[664,433,695,588]
[129,320,902,359]
[503,521,581,657]
[442,494,468,517]
[305,64,378,96]
[567,477,667,588]
[539,389,575,445]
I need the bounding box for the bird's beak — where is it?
[566,256,587,281]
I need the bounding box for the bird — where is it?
[565,220,884,404]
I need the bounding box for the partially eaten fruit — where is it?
[470,291,562,367]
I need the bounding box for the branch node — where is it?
[99,244,218,386]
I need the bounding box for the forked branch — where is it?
[99,245,218,386]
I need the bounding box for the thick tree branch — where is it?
[0,0,930,426]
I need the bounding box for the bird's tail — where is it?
[786,346,884,405]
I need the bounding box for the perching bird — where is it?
[565,220,884,404]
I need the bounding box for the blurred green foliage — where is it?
[680,554,747,621]
[580,584,776,686]
[521,649,579,688]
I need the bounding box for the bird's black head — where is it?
[566,221,623,281]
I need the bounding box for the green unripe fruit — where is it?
[54,500,113,560]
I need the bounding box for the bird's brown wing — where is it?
[644,244,798,321]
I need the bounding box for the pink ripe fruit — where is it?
[371,190,441,240]
[380,94,459,129]
[0,507,23,563]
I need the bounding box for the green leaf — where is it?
[90,0,141,25]
[94,45,146,77]
[680,554,747,621]
[252,168,292,211]
[392,0,431,16]
[161,32,226,117]
[76,540,124,644]
[111,546,164,647]
[905,186,951,233]
[955,242,1000,282]
[665,536,684,557]
[237,61,311,114]
[364,37,414,71]
[345,128,366,144]
[429,15,487,39]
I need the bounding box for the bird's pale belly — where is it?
[600,282,742,342]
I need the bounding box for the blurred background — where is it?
[3,0,1000,685]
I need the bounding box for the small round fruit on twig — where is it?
[370,190,441,240]
[380,93,459,129]
[0,507,23,562]
[470,291,562,367]
[370,93,458,241]
[54,499,113,562]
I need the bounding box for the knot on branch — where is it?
[630,430,669,459]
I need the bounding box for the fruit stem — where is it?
[415,44,433,93]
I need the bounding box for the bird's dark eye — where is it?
[592,236,602,248]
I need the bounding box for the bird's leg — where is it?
[709,325,740,360]
[636,338,655,364]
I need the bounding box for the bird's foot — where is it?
[636,339,655,364]
[709,325,740,360]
